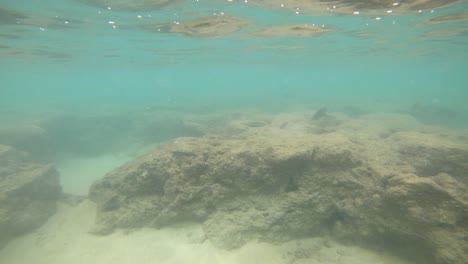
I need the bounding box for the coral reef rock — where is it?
[0,144,62,248]
[90,121,467,264]
[0,123,50,159]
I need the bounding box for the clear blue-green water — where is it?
[0,1,467,264]
[1,0,467,112]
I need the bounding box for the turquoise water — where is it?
[1,1,468,264]
[1,0,467,113]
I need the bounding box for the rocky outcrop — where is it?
[0,145,62,248]
[0,111,207,160]
[0,123,50,159]
[89,115,468,264]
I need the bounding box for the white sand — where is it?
[56,153,136,196]
[0,200,411,264]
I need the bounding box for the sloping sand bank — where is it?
[0,200,409,264]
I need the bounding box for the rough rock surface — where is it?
[89,113,468,264]
[0,123,50,159]
[0,144,62,248]
[0,111,207,159]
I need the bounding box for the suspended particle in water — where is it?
[353,11,360,15]
[387,9,393,13]
[375,17,381,21]
[64,20,69,24]
[393,2,400,6]
[137,15,142,19]
[107,6,112,10]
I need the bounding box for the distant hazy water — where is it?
[0,0,467,117]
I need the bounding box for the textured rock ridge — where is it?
[89,116,468,264]
[0,144,62,248]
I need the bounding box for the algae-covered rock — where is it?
[0,144,62,248]
[0,124,50,159]
[89,132,362,234]
[89,115,467,264]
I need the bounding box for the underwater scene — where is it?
[0,0,467,263]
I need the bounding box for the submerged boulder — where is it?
[0,123,50,160]
[89,118,468,264]
[408,103,459,127]
[0,144,62,248]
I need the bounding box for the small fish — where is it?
[312,107,327,120]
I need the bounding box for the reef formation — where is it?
[88,111,468,264]
[0,144,61,248]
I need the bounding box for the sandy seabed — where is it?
[0,199,410,264]
[56,153,137,196]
